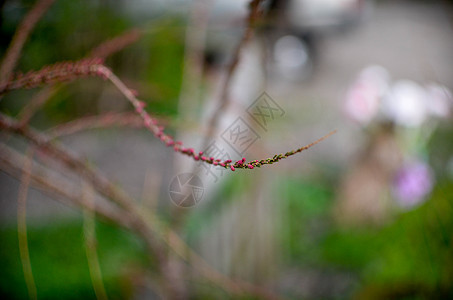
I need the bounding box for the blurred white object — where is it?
[288,0,364,29]
[382,80,428,127]
[272,35,311,81]
[344,65,389,125]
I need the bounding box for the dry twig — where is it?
[2,60,333,171]
[17,148,37,300]
[201,0,265,147]
[83,183,108,300]
[0,114,281,299]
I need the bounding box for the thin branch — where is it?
[18,85,60,126]
[0,144,135,229]
[102,65,335,171]
[0,114,209,299]
[17,148,37,300]
[0,113,168,256]
[0,59,105,93]
[0,113,282,299]
[17,27,143,126]
[2,61,332,171]
[0,0,56,83]
[178,0,212,113]
[0,144,179,298]
[83,182,108,300]
[47,112,145,139]
[0,1,294,296]
[220,0,264,107]
[201,0,265,148]
[88,29,142,59]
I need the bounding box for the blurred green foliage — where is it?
[291,179,453,299]
[0,219,146,300]
[325,182,453,299]
[138,22,184,117]
[0,0,184,126]
[279,178,333,266]
[2,176,451,299]
[183,168,453,299]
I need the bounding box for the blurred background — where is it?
[1,0,453,299]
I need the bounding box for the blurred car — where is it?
[125,0,366,81]
[205,0,366,81]
[263,0,365,81]
[287,0,365,30]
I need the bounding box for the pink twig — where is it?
[16,27,143,126]
[18,85,60,126]
[0,114,282,299]
[2,60,334,171]
[0,144,135,229]
[0,59,105,93]
[89,29,143,59]
[0,113,183,298]
[47,112,147,138]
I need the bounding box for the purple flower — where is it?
[393,161,434,209]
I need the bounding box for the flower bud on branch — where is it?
[0,59,105,93]
[1,60,335,171]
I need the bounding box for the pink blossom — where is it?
[344,65,389,125]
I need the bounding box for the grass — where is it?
[0,218,146,300]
